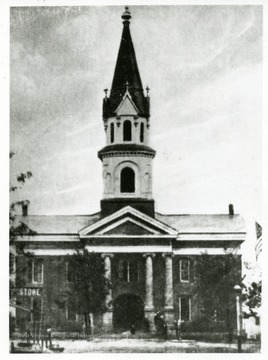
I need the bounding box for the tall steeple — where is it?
[103,7,150,118]
[99,7,155,218]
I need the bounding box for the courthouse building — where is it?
[13,8,246,333]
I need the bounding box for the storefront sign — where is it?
[17,288,42,296]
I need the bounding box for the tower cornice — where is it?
[98,144,156,161]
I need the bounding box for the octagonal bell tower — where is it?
[98,7,156,218]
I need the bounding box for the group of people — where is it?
[154,311,183,340]
[154,312,168,339]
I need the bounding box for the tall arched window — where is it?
[140,123,144,143]
[123,120,132,141]
[119,260,138,283]
[110,123,114,143]
[119,260,128,282]
[120,167,135,193]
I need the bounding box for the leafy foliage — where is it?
[9,151,35,327]
[67,250,111,332]
[242,280,261,318]
[9,152,34,241]
[195,252,242,330]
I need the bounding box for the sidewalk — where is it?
[49,338,261,353]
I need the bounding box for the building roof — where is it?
[155,213,246,234]
[14,212,245,235]
[14,213,101,234]
[103,8,150,118]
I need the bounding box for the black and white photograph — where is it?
[4,0,265,354]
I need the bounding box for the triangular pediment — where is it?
[115,92,139,116]
[79,206,177,238]
[104,220,152,235]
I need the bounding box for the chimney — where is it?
[22,203,28,216]
[229,204,234,216]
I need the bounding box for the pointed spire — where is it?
[104,7,149,118]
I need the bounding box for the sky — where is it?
[9,4,263,264]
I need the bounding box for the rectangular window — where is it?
[32,259,43,284]
[66,303,77,321]
[180,259,190,282]
[179,296,191,321]
[32,297,42,321]
[9,253,15,275]
[129,261,138,282]
[66,262,73,283]
[17,297,31,324]
[119,260,138,283]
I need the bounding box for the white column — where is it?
[101,253,114,331]
[143,253,155,310]
[102,253,114,309]
[163,253,174,309]
[105,255,112,308]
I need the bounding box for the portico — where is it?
[78,205,177,330]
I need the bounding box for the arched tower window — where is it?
[140,123,144,143]
[123,120,132,141]
[110,123,114,143]
[120,167,135,193]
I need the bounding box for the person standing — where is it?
[130,324,136,335]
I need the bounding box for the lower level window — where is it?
[66,303,77,321]
[17,297,31,324]
[179,296,191,321]
[32,297,41,321]
[16,297,41,324]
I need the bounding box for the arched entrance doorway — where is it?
[113,294,144,332]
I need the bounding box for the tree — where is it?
[9,151,35,335]
[9,151,34,241]
[242,280,261,319]
[195,252,242,334]
[67,250,111,334]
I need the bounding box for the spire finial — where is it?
[104,88,108,98]
[146,86,150,96]
[125,80,129,92]
[122,6,131,23]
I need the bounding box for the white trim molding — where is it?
[173,247,242,255]
[79,206,178,236]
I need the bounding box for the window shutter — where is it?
[178,259,181,282]
[118,260,123,281]
[27,259,32,283]
[190,260,195,283]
